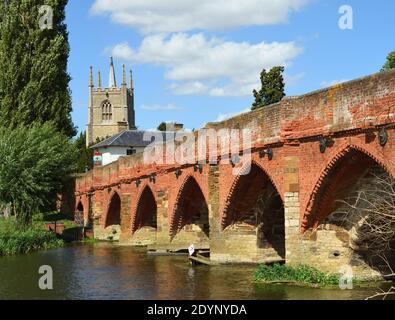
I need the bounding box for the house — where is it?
[91,130,151,166]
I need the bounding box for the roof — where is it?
[91,130,157,149]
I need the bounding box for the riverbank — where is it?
[0,217,63,256]
[254,263,342,288]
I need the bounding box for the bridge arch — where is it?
[302,143,394,233]
[105,191,121,228]
[222,161,283,226]
[132,185,157,233]
[170,175,209,240]
[75,200,84,225]
[221,161,285,258]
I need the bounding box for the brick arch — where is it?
[169,175,209,239]
[221,160,283,230]
[75,196,89,225]
[75,199,84,223]
[76,201,84,211]
[131,184,157,233]
[302,143,393,233]
[104,190,122,228]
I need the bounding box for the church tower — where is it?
[86,57,136,146]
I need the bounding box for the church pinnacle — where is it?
[109,57,117,88]
[89,65,94,88]
[97,70,102,88]
[122,64,126,86]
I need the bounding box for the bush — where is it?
[0,218,63,256]
[254,263,340,286]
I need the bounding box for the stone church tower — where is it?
[86,57,137,146]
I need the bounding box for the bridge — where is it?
[74,69,395,278]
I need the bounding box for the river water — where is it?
[0,243,389,300]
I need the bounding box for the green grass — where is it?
[33,212,75,229]
[0,217,63,256]
[254,263,340,287]
[35,212,85,243]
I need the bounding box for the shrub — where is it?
[0,217,63,256]
[254,263,340,286]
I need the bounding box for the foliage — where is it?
[157,122,168,131]
[35,211,75,229]
[34,211,84,243]
[381,51,395,72]
[254,264,340,286]
[74,131,93,173]
[0,123,77,226]
[0,0,76,137]
[0,217,63,256]
[252,66,285,110]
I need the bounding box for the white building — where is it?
[91,130,151,166]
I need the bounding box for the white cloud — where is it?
[91,0,311,34]
[216,108,251,122]
[169,82,209,95]
[321,79,349,88]
[110,33,303,97]
[141,103,184,111]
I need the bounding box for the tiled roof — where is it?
[91,130,155,149]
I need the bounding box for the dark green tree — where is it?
[0,0,75,137]
[252,66,285,110]
[74,131,93,173]
[157,122,167,131]
[381,51,395,72]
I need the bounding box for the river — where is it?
[0,243,390,300]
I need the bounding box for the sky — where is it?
[66,0,395,134]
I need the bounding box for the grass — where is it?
[36,212,85,242]
[0,217,63,256]
[254,263,341,287]
[0,211,96,256]
[34,212,75,229]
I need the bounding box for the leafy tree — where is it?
[157,122,168,131]
[0,123,77,227]
[74,131,93,173]
[252,66,285,110]
[381,51,395,71]
[0,0,76,137]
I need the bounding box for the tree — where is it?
[381,51,395,72]
[0,0,76,137]
[252,66,285,110]
[0,123,77,227]
[157,122,168,131]
[337,168,395,299]
[74,131,93,173]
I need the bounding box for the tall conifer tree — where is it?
[252,66,285,110]
[0,0,75,137]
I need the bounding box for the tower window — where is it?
[102,100,112,122]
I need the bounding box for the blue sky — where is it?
[67,0,395,134]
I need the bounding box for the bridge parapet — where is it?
[206,69,395,142]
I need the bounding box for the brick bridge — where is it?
[75,69,395,278]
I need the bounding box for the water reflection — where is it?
[0,243,390,300]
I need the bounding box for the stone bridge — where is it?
[74,69,395,278]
